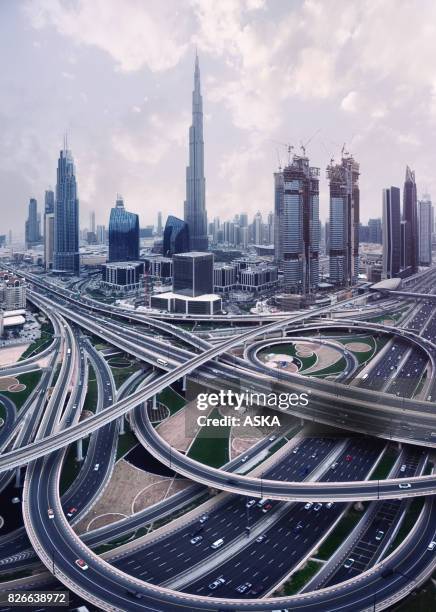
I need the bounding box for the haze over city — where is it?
[2,0,436,236]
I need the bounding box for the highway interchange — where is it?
[0,266,435,610]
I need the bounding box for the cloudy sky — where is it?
[1,0,436,238]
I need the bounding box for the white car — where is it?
[75,558,88,571]
[47,508,55,519]
[94,463,100,471]
[208,576,225,590]
[428,541,436,551]
[304,502,313,510]
[398,483,411,489]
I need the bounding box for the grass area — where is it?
[188,407,230,468]
[83,366,98,413]
[310,356,347,378]
[0,370,42,410]
[158,386,186,416]
[60,440,90,495]
[19,321,53,361]
[280,560,323,595]
[385,497,425,555]
[317,506,367,560]
[116,430,138,460]
[110,361,142,389]
[258,342,317,371]
[369,446,398,480]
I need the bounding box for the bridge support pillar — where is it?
[182,376,186,392]
[15,467,21,488]
[397,442,402,450]
[152,395,158,410]
[119,416,125,435]
[76,439,83,462]
[282,329,286,338]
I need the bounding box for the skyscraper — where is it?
[163,215,189,257]
[90,210,96,234]
[368,218,382,244]
[253,211,263,244]
[157,211,163,237]
[53,143,80,275]
[403,166,418,273]
[184,54,208,251]
[173,252,213,296]
[108,195,139,262]
[274,153,320,294]
[418,196,432,266]
[327,154,360,286]
[44,189,55,270]
[382,187,401,278]
[25,198,39,247]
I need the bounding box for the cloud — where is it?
[23,0,189,72]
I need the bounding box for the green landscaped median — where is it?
[158,386,186,416]
[279,560,323,595]
[83,366,98,413]
[316,506,367,560]
[19,321,53,361]
[0,370,42,410]
[369,446,398,480]
[187,407,230,468]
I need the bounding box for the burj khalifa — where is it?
[184,53,208,251]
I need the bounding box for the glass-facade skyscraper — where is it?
[173,252,213,296]
[382,186,401,278]
[53,146,80,275]
[163,215,190,257]
[25,198,40,247]
[184,54,208,251]
[108,196,139,262]
[274,154,320,295]
[328,154,360,287]
[403,165,418,273]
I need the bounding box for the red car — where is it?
[262,503,273,513]
[345,455,353,462]
[67,507,77,518]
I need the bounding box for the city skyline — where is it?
[2,1,436,236]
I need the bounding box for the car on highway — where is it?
[241,455,249,463]
[75,559,88,571]
[375,530,385,541]
[313,503,322,512]
[246,499,256,508]
[262,502,273,513]
[47,508,54,519]
[326,502,334,509]
[398,483,411,489]
[67,507,77,517]
[304,502,313,510]
[428,540,436,551]
[199,514,208,524]
[269,435,276,441]
[211,538,224,549]
[236,582,252,593]
[400,464,406,472]
[93,463,100,471]
[292,446,299,454]
[330,462,338,470]
[256,534,266,543]
[208,576,225,590]
[190,535,203,545]
[293,521,304,533]
[125,590,143,600]
[343,558,355,569]
[345,454,353,462]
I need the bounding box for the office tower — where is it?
[368,218,382,244]
[253,211,263,244]
[327,154,360,287]
[359,223,369,243]
[108,195,139,262]
[184,53,208,251]
[239,213,248,228]
[173,252,213,296]
[267,212,274,244]
[163,215,189,257]
[157,211,163,237]
[44,190,55,270]
[90,210,96,234]
[382,187,401,278]
[419,196,432,266]
[53,142,80,275]
[403,166,418,273]
[96,225,106,244]
[274,153,320,294]
[241,226,248,249]
[25,198,39,247]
